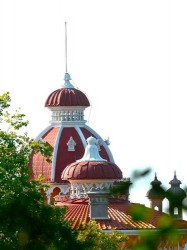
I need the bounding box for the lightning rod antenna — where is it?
[65,22,68,73]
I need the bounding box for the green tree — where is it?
[77,220,128,250]
[0,92,85,250]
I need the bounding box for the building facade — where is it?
[30,71,187,249]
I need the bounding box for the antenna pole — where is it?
[65,22,68,73]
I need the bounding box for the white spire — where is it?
[78,136,107,162]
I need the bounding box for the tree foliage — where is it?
[77,220,128,250]
[110,169,187,250]
[0,92,84,250]
[1,92,186,250]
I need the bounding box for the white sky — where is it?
[1,0,187,215]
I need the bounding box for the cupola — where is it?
[166,172,186,219]
[61,136,122,199]
[29,23,116,204]
[62,136,122,181]
[146,173,165,212]
[45,73,90,125]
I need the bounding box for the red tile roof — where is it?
[55,199,180,231]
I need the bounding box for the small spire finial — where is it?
[155,172,157,180]
[65,22,68,73]
[174,170,177,178]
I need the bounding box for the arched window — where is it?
[174,207,178,215]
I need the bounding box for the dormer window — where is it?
[67,136,76,151]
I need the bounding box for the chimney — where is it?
[87,187,110,220]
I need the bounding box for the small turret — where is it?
[166,172,186,219]
[146,173,165,212]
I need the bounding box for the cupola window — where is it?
[174,207,178,215]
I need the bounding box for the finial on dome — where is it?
[64,72,71,81]
[62,73,74,88]
[78,136,107,162]
[174,170,177,178]
[155,172,157,179]
[150,172,162,186]
[169,171,181,187]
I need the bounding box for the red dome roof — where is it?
[30,126,114,183]
[62,161,123,180]
[45,88,90,107]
